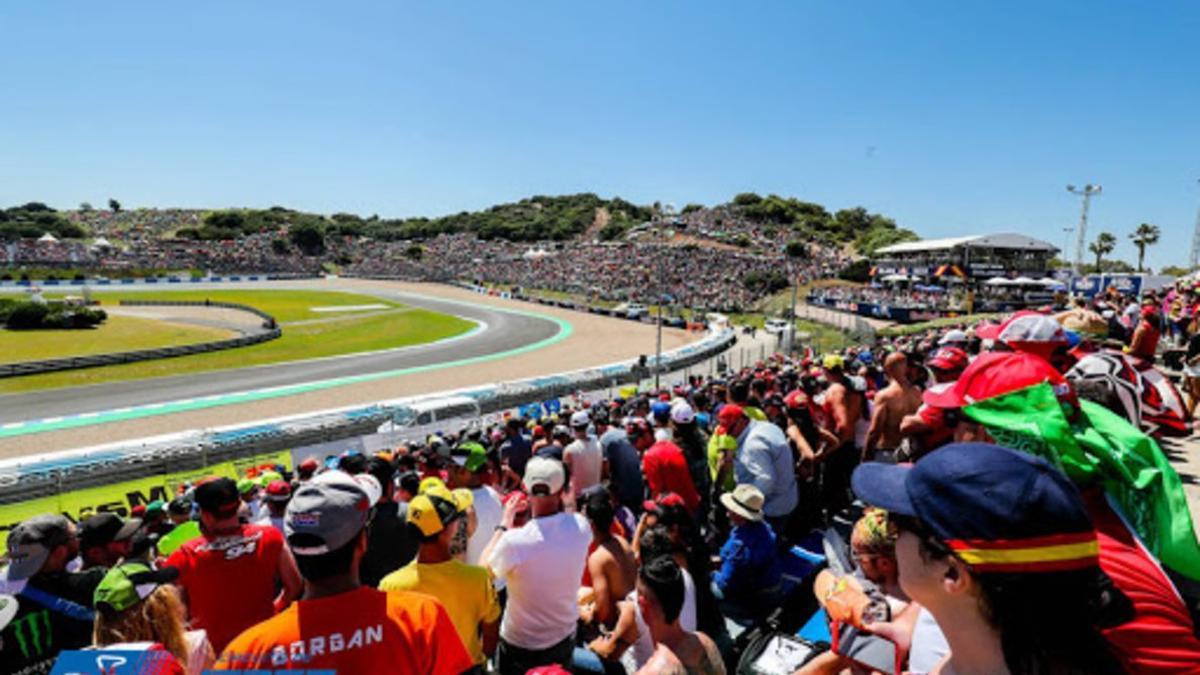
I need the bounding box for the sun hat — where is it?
[851,443,1099,574]
[450,442,489,472]
[922,351,1075,410]
[94,561,179,614]
[284,474,372,556]
[720,484,765,522]
[4,515,72,582]
[523,456,566,495]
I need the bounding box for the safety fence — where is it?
[0,301,280,379]
[0,324,736,510]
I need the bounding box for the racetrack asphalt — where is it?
[0,284,559,425]
[0,279,696,457]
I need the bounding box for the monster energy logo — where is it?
[9,609,52,660]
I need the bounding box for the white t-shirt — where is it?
[908,607,950,675]
[487,511,591,650]
[563,437,604,495]
[622,567,697,672]
[466,485,503,567]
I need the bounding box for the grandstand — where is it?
[871,233,1059,281]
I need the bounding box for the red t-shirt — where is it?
[167,523,286,654]
[642,440,701,514]
[1085,490,1200,672]
[214,586,473,674]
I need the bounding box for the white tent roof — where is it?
[91,237,112,248]
[1012,276,1039,285]
[876,233,1058,255]
[880,273,909,282]
[37,232,59,243]
[985,276,1013,286]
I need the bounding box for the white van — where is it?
[764,318,791,334]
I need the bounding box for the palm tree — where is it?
[1089,232,1117,272]
[1129,223,1160,273]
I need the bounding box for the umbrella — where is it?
[1036,277,1061,287]
[984,277,1012,286]
[880,273,908,282]
[1012,276,1039,285]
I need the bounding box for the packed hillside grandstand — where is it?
[3,290,1200,673]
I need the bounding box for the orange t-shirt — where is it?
[213,586,473,675]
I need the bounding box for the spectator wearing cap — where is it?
[142,500,170,536]
[482,457,591,674]
[379,484,500,668]
[93,560,214,672]
[166,477,302,654]
[0,515,103,674]
[500,417,534,479]
[78,513,141,570]
[851,443,1132,674]
[564,410,605,498]
[726,378,767,421]
[650,401,673,442]
[359,456,419,588]
[712,484,783,624]
[668,401,710,521]
[448,442,504,567]
[215,473,473,673]
[717,404,798,536]
[634,556,725,675]
[1129,302,1162,362]
[236,478,262,523]
[296,457,320,483]
[596,411,645,514]
[255,480,292,534]
[167,496,192,526]
[641,426,701,517]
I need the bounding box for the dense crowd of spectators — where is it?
[3,295,1200,673]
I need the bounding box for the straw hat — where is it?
[720,484,765,522]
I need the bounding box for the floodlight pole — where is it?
[1067,184,1102,278]
[1190,179,1200,271]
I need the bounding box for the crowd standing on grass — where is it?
[5,285,1200,673]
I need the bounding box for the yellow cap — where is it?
[822,353,846,370]
[406,486,473,538]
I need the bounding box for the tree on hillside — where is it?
[79,202,93,212]
[1129,223,1160,273]
[1089,232,1117,272]
[732,193,763,206]
[289,220,326,255]
[785,241,807,259]
[1161,265,1194,278]
[108,199,121,213]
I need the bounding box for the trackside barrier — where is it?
[0,326,736,506]
[0,301,280,379]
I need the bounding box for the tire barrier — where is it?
[0,300,280,379]
[0,324,736,506]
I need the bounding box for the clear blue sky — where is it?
[1,2,1198,267]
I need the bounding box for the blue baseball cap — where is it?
[851,443,1099,574]
[650,401,671,420]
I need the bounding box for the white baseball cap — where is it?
[523,457,566,495]
[570,410,591,428]
[938,329,968,345]
[670,401,695,425]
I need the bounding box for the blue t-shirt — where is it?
[714,520,782,595]
[600,428,645,509]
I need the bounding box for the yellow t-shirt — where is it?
[379,559,500,665]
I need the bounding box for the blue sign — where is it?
[50,649,178,674]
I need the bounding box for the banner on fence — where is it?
[0,450,291,555]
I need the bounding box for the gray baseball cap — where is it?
[284,472,372,556]
[5,514,72,582]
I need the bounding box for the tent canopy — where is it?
[37,232,59,243]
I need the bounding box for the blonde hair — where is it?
[93,584,189,665]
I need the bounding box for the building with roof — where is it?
[871,233,1058,281]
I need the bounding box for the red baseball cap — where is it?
[923,351,1075,410]
[643,492,687,514]
[265,480,292,502]
[717,404,745,428]
[784,389,808,410]
[928,347,969,372]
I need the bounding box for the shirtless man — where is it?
[817,355,862,518]
[864,352,923,462]
[634,557,725,675]
[581,487,638,627]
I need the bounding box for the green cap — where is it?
[257,470,283,487]
[236,478,256,496]
[94,562,179,613]
[450,442,488,472]
[144,500,166,516]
